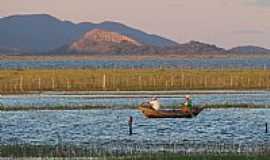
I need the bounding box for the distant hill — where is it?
[56,31,228,55]
[56,30,270,55]
[229,46,270,54]
[163,41,226,54]
[1,14,270,56]
[0,14,178,53]
[94,21,178,47]
[0,14,81,53]
[0,47,26,55]
[61,29,142,55]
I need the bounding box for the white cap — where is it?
[185,95,191,99]
[151,96,157,100]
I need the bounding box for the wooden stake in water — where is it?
[51,78,55,90]
[38,77,41,91]
[19,76,23,92]
[138,76,142,89]
[102,74,106,90]
[128,116,133,135]
[266,123,268,133]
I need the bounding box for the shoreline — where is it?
[1,90,270,96]
[1,54,270,61]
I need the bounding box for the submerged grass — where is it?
[1,68,270,94]
[202,103,270,109]
[0,104,269,111]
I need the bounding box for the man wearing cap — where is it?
[182,95,192,112]
[149,97,160,111]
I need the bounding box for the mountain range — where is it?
[0,14,270,55]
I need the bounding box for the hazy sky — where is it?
[1,0,270,48]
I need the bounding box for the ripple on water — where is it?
[0,109,270,146]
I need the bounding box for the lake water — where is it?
[1,58,270,69]
[0,109,269,149]
[1,93,270,152]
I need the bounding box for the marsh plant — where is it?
[1,69,270,94]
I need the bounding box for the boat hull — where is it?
[139,103,203,118]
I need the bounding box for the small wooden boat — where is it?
[138,102,204,118]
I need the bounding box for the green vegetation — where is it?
[0,144,270,160]
[0,105,118,111]
[118,154,270,160]
[118,155,270,160]
[0,103,268,111]
[202,104,269,109]
[1,69,270,94]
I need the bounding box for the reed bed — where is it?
[1,69,270,94]
[1,142,270,159]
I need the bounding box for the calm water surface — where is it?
[1,58,270,69]
[1,93,270,151]
[0,109,269,147]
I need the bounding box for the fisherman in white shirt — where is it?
[149,97,160,111]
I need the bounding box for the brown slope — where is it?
[67,29,142,54]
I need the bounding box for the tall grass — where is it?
[1,142,270,159]
[1,69,270,94]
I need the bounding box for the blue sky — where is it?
[1,0,270,48]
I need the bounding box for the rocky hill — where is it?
[56,31,228,55]
[64,29,141,54]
